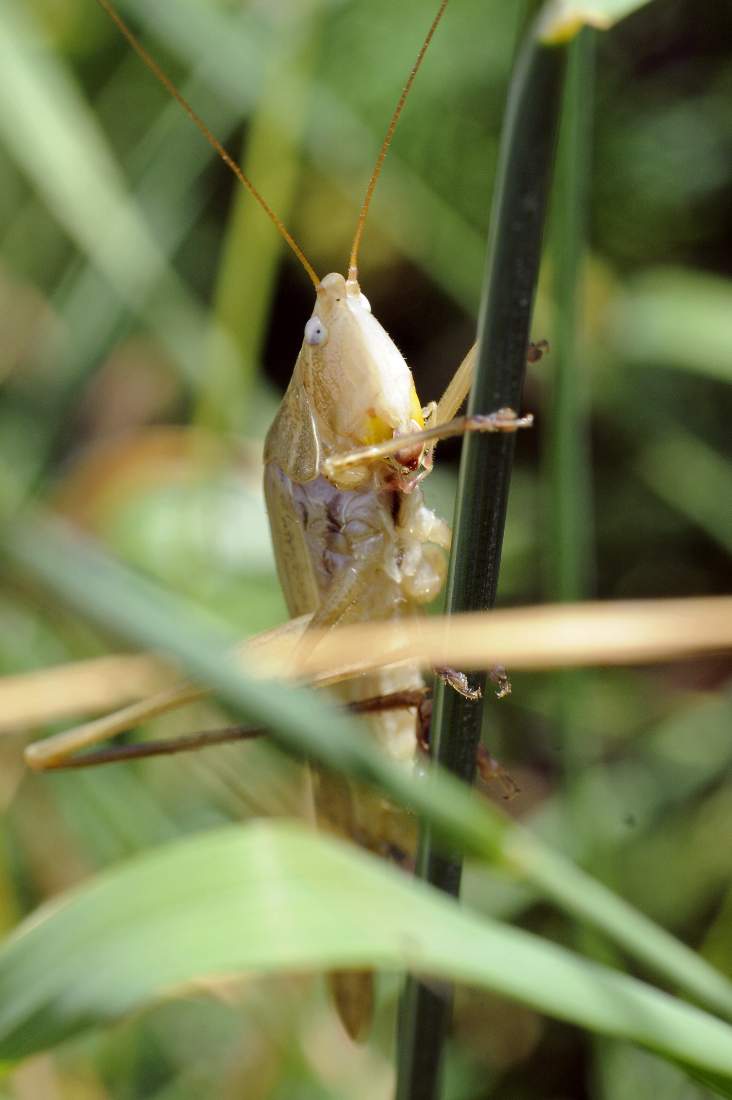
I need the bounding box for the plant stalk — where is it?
[545,28,596,782]
[396,23,567,1100]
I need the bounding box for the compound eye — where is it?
[304,316,328,346]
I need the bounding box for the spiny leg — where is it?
[435,664,511,701]
[417,687,519,800]
[435,666,482,701]
[305,551,381,633]
[28,544,396,774]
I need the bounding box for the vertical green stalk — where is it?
[546,31,608,1091]
[195,0,322,436]
[547,30,595,605]
[545,29,596,780]
[396,23,567,1100]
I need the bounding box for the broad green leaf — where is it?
[539,0,658,42]
[1,821,732,1085]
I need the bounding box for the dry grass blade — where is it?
[20,615,310,769]
[17,596,732,770]
[23,683,205,769]
[0,654,175,735]
[293,596,732,681]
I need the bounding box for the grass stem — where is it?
[396,23,567,1100]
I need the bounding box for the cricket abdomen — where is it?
[263,463,446,850]
[312,664,423,861]
[264,466,447,630]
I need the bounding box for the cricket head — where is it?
[302,272,424,484]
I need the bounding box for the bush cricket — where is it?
[30,0,536,1039]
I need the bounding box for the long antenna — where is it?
[95,0,320,288]
[347,0,449,281]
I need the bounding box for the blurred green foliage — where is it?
[0,0,730,1096]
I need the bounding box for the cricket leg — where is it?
[37,689,429,771]
[304,539,423,1044]
[303,525,397,649]
[435,666,482,700]
[437,663,511,701]
[409,337,522,706]
[435,336,549,426]
[306,576,416,1038]
[24,682,203,771]
[321,331,547,478]
[433,342,477,426]
[306,562,375,633]
[23,615,312,772]
[416,695,519,799]
[477,745,520,799]
[322,407,533,479]
[489,664,512,699]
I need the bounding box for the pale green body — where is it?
[263,272,450,854]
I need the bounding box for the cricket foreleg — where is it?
[433,342,477,426]
[434,664,511,700]
[322,408,533,478]
[432,335,548,427]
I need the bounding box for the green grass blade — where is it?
[1,820,732,1088]
[545,28,595,610]
[399,19,567,1097]
[0,0,239,393]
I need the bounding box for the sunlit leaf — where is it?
[1,821,732,1087]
